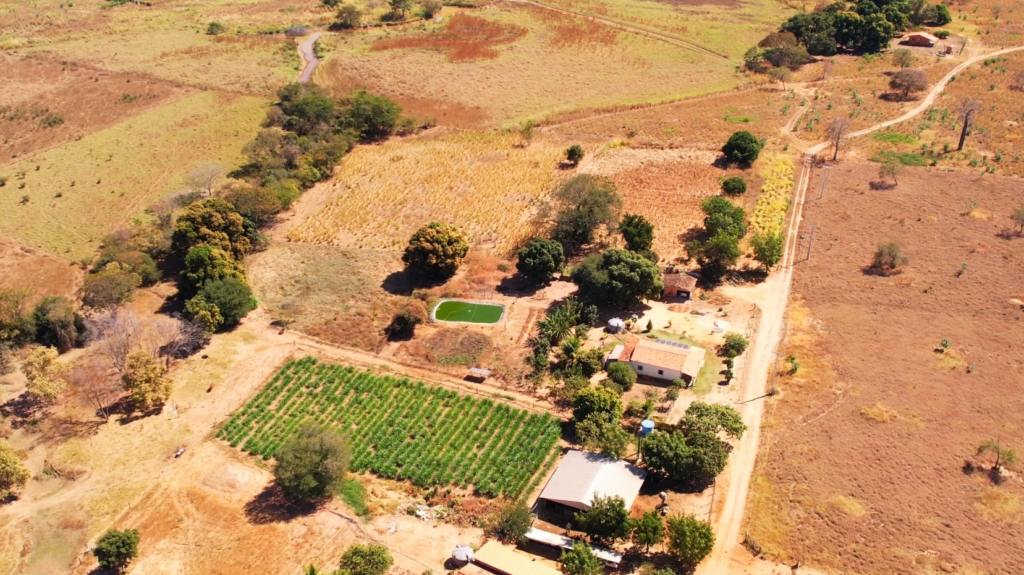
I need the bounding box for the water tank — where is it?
[640,419,655,436]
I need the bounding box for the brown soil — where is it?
[748,164,1024,575]
[371,13,527,61]
[0,54,189,166]
[0,238,82,301]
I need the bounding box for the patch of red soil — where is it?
[0,238,82,301]
[754,164,1024,575]
[371,13,526,61]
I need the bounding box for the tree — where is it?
[223,184,284,226]
[185,163,224,196]
[81,263,142,309]
[721,177,747,195]
[686,233,741,282]
[872,240,909,271]
[606,361,637,392]
[69,358,119,421]
[571,249,663,308]
[22,346,70,404]
[388,300,428,339]
[573,385,623,423]
[275,422,352,501]
[643,430,728,485]
[891,47,915,69]
[517,238,565,283]
[343,90,402,143]
[85,309,143,375]
[180,245,245,299]
[750,231,784,271]
[956,97,981,151]
[0,439,30,500]
[402,222,469,280]
[0,288,36,346]
[547,175,622,255]
[171,198,250,258]
[889,68,928,101]
[700,196,747,239]
[977,440,1019,471]
[666,515,714,567]
[682,402,746,438]
[575,493,631,544]
[560,542,603,575]
[389,0,413,19]
[566,144,585,166]
[33,296,81,352]
[93,529,140,574]
[121,351,171,411]
[825,116,852,161]
[206,21,225,35]
[484,499,534,545]
[721,131,763,166]
[577,412,631,458]
[858,13,894,53]
[768,66,792,89]
[1011,204,1024,235]
[721,332,749,358]
[630,510,665,552]
[879,157,903,185]
[420,0,442,18]
[339,543,393,575]
[336,4,363,28]
[184,295,224,333]
[619,213,654,252]
[199,277,255,329]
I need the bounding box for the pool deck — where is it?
[430,298,508,325]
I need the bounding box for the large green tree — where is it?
[642,430,729,485]
[560,542,603,575]
[750,231,784,271]
[571,248,663,308]
[721,131,762,165]
[517,237,565,284]
[681,402,746,439]
[700,197,747,239]
[343,90,402,142]
[93,529,140,574]
[630,510,665,553]
[402,222,470,280]
[575,494,631,544]
[547,175,622,254]
[666,515,714,567]
[199,277,255,329]
[619,213,654,252]
[171,198,250,258]
[573,386,623,423]
[577,412,631,459]
[686,233,741,283]
[180,245,246,299]
[274,423,352,501]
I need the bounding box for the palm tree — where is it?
[560,336,582,367]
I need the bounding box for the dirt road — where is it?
[698,43,1024,575]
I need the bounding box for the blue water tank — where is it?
[640,419,655,436]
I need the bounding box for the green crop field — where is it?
[433,300,505,324]
[218,358,562,498]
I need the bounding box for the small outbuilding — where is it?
[904,32,939,46]
[615,335,706,384]
[473,540,562,575]
[663,272,698,299]
[538,450,648,512]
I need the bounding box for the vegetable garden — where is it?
[218,358,562,498]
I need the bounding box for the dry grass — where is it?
[832,495,868,518]
[286,131,564,254]
[937,347,968,371]
[975,487,1022,524]
[372,13,527,61]
[860,402,899,423]
[0,91,267,261]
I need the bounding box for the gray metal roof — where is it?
[538,450,647,511]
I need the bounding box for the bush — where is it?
[484,499,534,545]
[721,177,747,195]
[93,529,139,573]
[573,385,623,423]
[700,196,747,239]
[722,131,762,165]
[81,263,142,309]
[750,231,784,271]
[721,332,749,357]
[560,542,603,575]
[575,494,631,544]
[420,0,443,18]
[516,237,564,284]
[336,4,363,28]
[872,240,908,271]
[33,296,82,352]
[934,29,950,39]
[666,515,714,566]
[577,412,631,458]
[199,277,255,329]
[606,361,637,391]
[571,249,663,308]
[619,213,654,251]
[402,222,470,280]
[274,423,352,501]
[343,90,403,143]
[206,21,225,35]
[180,245,245,299]
[0,438,31,499]
[566,144,585,165]
[388,300,428,339]
[339,543,393,575]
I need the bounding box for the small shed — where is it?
[467,367,492,382]
[905,32,939,46]
[663,273,698,299]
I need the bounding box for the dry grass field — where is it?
[746,164,1024,575]
[286,130,565,254]
[0,91,266,261]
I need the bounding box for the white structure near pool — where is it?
[606,335,706,384]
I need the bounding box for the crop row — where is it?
[218,358,562,498]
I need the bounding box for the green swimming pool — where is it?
[432,299,506,324]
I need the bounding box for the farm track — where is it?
[700,43,1024,575]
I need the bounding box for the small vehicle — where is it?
[174,446,187,458]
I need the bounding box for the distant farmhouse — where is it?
[607,335,706,384]
[904,32,939,47]
[662,272,698,299]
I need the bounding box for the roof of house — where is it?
[473,541,562,575]
[663,273,698,291]
[538,450,648,511]
[907,32,939,41]
[525,528,623,565]
[622,336,707,378]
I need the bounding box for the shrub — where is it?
[402,222,470,280]
[607,361,637,391]
[274,422,352,501]
[516,237,564,283]
[199,277,255,329]
[0,439,31,499]
[560,542,603,575]
[121,351,171,411]
[80,262,142,309]
[700,196,747,239]
[666,515,714,566]
[566,144,585,165]
[619,213,654,251]
[483,499,534,545]
[722,131,762,165]
[721,332,749,357]
[573,385,623,423]
[420,0,443,18]
[93,529,139,573]
[342,90,403,143]
[721,177,747,195]
[336,4,363,28]
[388,300,428,339]
[206,21,226,35]
[339,543,393,575]
[872,241,908,271]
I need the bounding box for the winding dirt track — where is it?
[699,44,1024,575]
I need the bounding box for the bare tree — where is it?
[889,68,928,101]
[891,48,915,70]
[956,98,981,151]
[768,67,792,89]
[85,309,143,375]
[825,117,852,161]
[68,358,120,421]
[149,314,208,367]
[185,163,225,197]
[1011,69,1024,92]
[879,157,903,185]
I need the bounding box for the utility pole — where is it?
[819,166,830,200]
[806,224,816,261]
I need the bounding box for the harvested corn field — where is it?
[286,131,564,253]
[219,358,562,498]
